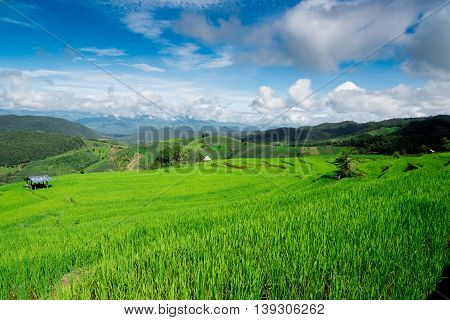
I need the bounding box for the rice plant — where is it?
[0,154,448,299]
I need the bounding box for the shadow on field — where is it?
[313,172,336,183]
[27,184,53,190]
[428,265,450,300]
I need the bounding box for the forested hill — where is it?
[242,121,370,143]
[241,115,450,154]
[242,117,429,144]
[0,131,85,166]
[0,115,99,138]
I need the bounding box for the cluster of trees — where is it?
[340,116,449,154]
[442,137,450,151]
[0,131,85,166]
[341,135,449,155]
[151,144,203,168]
[341,135,408,154]
[334,151,361,179]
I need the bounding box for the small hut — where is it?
[203,156,212,162]
[24,175,51,189]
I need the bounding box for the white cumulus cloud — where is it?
[288,79,314,109]
[0,69,239,122]
[249,78,450,125]
[1,69,449,126]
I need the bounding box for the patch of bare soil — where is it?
[108,147,120,161]
[127,153,143,171]
[51,268,83,299]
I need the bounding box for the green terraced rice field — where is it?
[0,154,448,299]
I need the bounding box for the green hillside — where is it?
[242,115,450,154]
[366,127,399,136]
[183,135,300,159]
[127,135,344,171]
[16,148,105,178]
[243,121,370,144]
[185,135,243,158]
[344,116,450,154]
[0,153,448,299]
[0,139,124,184]
[0,131,86,166]
[0,115,99,139]
[0,115,103,168]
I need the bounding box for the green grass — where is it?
[0,167,15,174]
[84,158,114,173]
[366,127,400,136]
[17,148,104,178]
[317,146,343,155]
[184,136,300,159]
[0,140,123,182]
[0,167,21,185]
[164,137,196,145]
[135,136,343,169]
[0,154,448,299]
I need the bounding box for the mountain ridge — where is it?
[0,114,100,139]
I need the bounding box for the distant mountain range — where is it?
[0,110,449,154]
[76,115,255,141]
[0,109,255,141]
[0,108,96,122]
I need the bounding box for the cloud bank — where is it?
[1,68,449,126]
[250,78,450,125]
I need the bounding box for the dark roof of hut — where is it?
[25,175,51,183]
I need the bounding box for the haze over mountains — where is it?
[1,112,449,154]
[0,108,254,139]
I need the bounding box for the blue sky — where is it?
[0,0,449,125]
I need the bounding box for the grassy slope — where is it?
[0,139,131,183]
[185,136,303,159]
[103,136,344,171]
[0,154,448,299]
[366,127,400,136]
[2,142,110,180]
[0,167,15,174]
[17,148,101,178]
